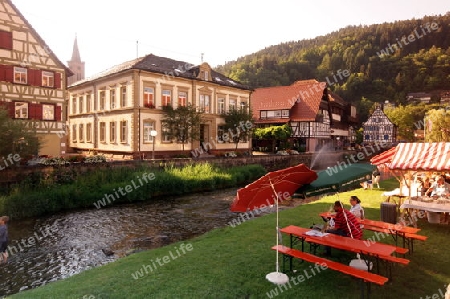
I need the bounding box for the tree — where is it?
[0,107,40,163]
[253,124,292,152]
[424,108,450,142]
[161,104,202,153]
[384,105,415,141]
[221,106,254,150]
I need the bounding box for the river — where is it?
[0,188,239,297]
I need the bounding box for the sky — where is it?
[11,0,450,78]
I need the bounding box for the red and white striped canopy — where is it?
[389,142,450,171]
[370,147,397,166]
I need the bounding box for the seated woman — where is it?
[349,196,364,219]
[428,175,450,197]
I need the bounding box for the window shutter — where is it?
[0,31,12,50]
[29,103,39,119]
[56,105,61,121]
[54,72,61,89]
[4,65,13,82]
[35,103,43,120]
[0,64,4,81]
[27,69,41,86]
[32,69,42,86]
[7,102,14,118]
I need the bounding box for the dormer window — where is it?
[204,71,208,81]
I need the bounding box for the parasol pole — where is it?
[266,178,289,285]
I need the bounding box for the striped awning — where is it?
[389,142,450,171]
[370,147,397,166]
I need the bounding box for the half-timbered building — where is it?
[0,0,73,157]
[251,80,358,152]
[362,105,397,145]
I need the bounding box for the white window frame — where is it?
[42,104,55,120]
[72,97,77,114]
[110,122,116,143]
[144,87,154,108]
[200,94,210,113]
[14,102,28,119]
[78,96,83,114]
[229,99,236,111]
[110,89,116,110]
[42,71,54,87]
[86,123,92,143]
[14,67,27,84]
[86,94,91,112]
[162,89,172,106]
[99,122,106,143]
[99,91,105,110]
[120,120,127,143]
[143,121,155,143]
[121,86,127,107]
[79,124,84,142]
[178,91,187,107]
[218,98,225,114]
[72,124,77,142]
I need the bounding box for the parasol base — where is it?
[266,271,289,285]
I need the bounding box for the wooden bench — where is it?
[363,225,427,253]
[272,245,388,298]
[404,233,428,253]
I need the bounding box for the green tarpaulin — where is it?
[296,163,375,197]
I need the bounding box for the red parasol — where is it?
[230,163,318,212]
[230,163,317,284]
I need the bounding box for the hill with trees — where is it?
[215,13,450,122]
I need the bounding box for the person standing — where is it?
[0,216,9,263]
[372,167,381,189]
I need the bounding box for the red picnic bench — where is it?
[272,245,388,299]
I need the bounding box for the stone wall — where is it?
[0,151,348,187]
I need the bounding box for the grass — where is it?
[7,178,450,299]
[0,163,266,219]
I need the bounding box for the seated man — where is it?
[324,201,363,255]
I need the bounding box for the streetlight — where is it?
[150,130,157,160]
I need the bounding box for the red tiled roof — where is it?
[251,80,326,122]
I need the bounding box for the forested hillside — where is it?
[215,13,450,117]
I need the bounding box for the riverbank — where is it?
[8,179,450,299]
[0,163,266,219]
[0,187,241,297]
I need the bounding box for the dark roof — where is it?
[70,54,250,90]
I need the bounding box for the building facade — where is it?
[67,54,252,159]
[251,80,358,152]
[362,105,397,145]
[0,0,73,157]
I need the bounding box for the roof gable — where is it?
[3,0,73,76]
[364,106,395,125]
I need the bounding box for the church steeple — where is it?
[71,35,81,62]
[67,35,85,86]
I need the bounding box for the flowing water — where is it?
[0,188,238,297]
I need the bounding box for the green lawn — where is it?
[8,179,450,299]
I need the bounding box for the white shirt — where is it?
[350,203,364,219]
